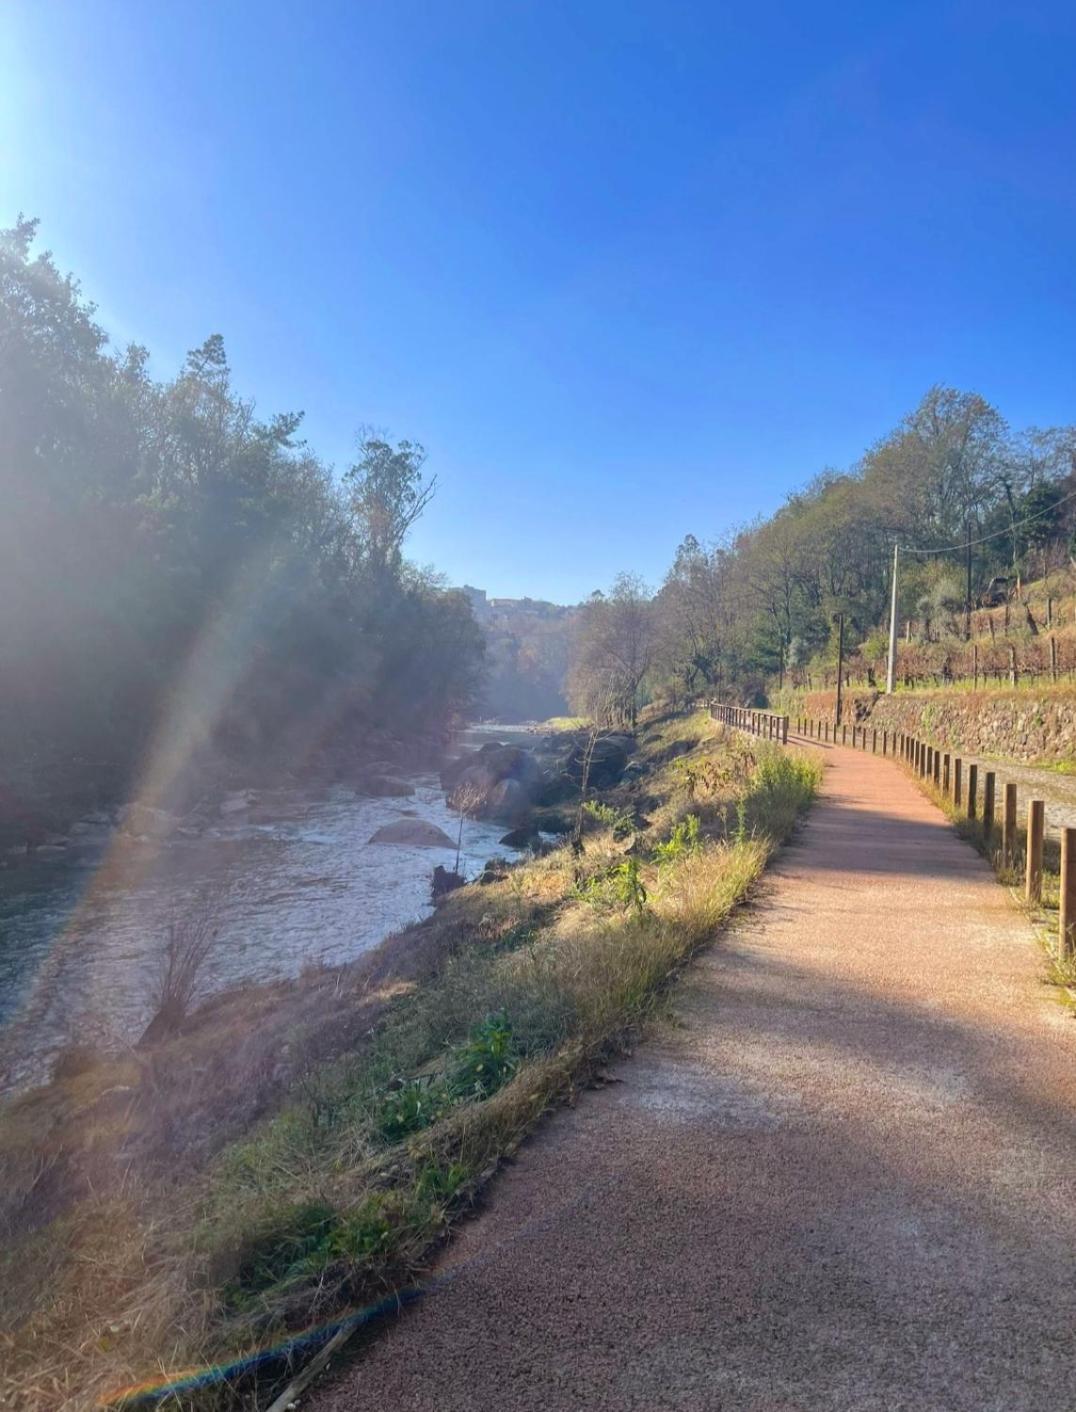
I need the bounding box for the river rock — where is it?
[499,823,539,848]
[220,790,259,816]
[121,802,177,838]
[565,735,631,789]
[369,819,455,848]
[359,773,415,798]
[441,744,542,823]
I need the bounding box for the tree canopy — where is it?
[0,218,484,824]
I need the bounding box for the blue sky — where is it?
[3,1,1076,602]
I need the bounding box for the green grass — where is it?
[538,715,588,732]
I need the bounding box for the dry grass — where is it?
[0,717,820,1411]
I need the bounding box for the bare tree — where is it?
[568,573,654,729]
[143,889,224,1043]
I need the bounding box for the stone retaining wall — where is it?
[792,688,1076,766]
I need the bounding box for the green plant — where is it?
[413,1160,470,1204]
[583,799,636,840]
[652,813,700,866]
[448,1012,518,1099]
[375,1076,451,1143]
[610,856,649,915]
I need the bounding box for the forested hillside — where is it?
[465,589,576,721]
[0,219,484,833]
[566,388,1076,724]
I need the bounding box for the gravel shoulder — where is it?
[312,736,1076,1412]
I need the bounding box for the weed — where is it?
[447,1013,518,1099]
[652,814,700,866]
[583,799,637,839]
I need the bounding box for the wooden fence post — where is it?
[954,758,963,807]
[1061,828,1076,960]
[872,728,877,753]
[942,753,950,793]
[933,749,940,786]
[1002,782,1017,868]
[1026,800,1045,904]
[983,771,996,839]
[968,764,978,819]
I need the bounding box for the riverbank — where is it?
[0,762,527,1093]
[0,710,820,1412]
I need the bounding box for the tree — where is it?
[343,435,436,584]
[568,574,653,729]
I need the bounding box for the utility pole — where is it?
[886,543,899,694]
[835,612,845,725]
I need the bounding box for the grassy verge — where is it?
[1,711,820,1411]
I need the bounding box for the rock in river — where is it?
[368,819,456,848]
[359,774,416,798]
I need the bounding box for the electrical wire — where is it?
[899,484,1076,556]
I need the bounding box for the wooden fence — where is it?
[710,703,789,745]
[791,711,1076,964]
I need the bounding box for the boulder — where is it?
[369,819,455,848]
[483,777,529,824]
[442,744,543,823]
[565,736,631,789]
[431,864,465,900]
[499,823,539,848]
[477,855,510,885]
[360,774,415,798]
[530,769,577,806]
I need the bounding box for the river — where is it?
[0,724,538,1094]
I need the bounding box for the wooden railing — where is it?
[794,712,1076,961]
[711,702,789,745]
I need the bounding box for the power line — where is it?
[900,484,1076,557]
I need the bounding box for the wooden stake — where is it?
[1026,799,1044,904]
[1002,782,1017,868]
[967,764,978,819]
[954,758,963,807]
[983,771,995,838]
[1061,828,1076,960]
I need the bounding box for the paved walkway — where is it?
[314,738,1076,1411]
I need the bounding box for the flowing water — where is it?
[0,724,539,1094]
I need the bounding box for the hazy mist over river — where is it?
[0,725,537,1094]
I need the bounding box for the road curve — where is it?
[313,736,1076,1412]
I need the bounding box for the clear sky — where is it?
[3,1,1076,602]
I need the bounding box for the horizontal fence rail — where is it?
[710,703,789,745]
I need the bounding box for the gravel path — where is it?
[313,737,1076,1411]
